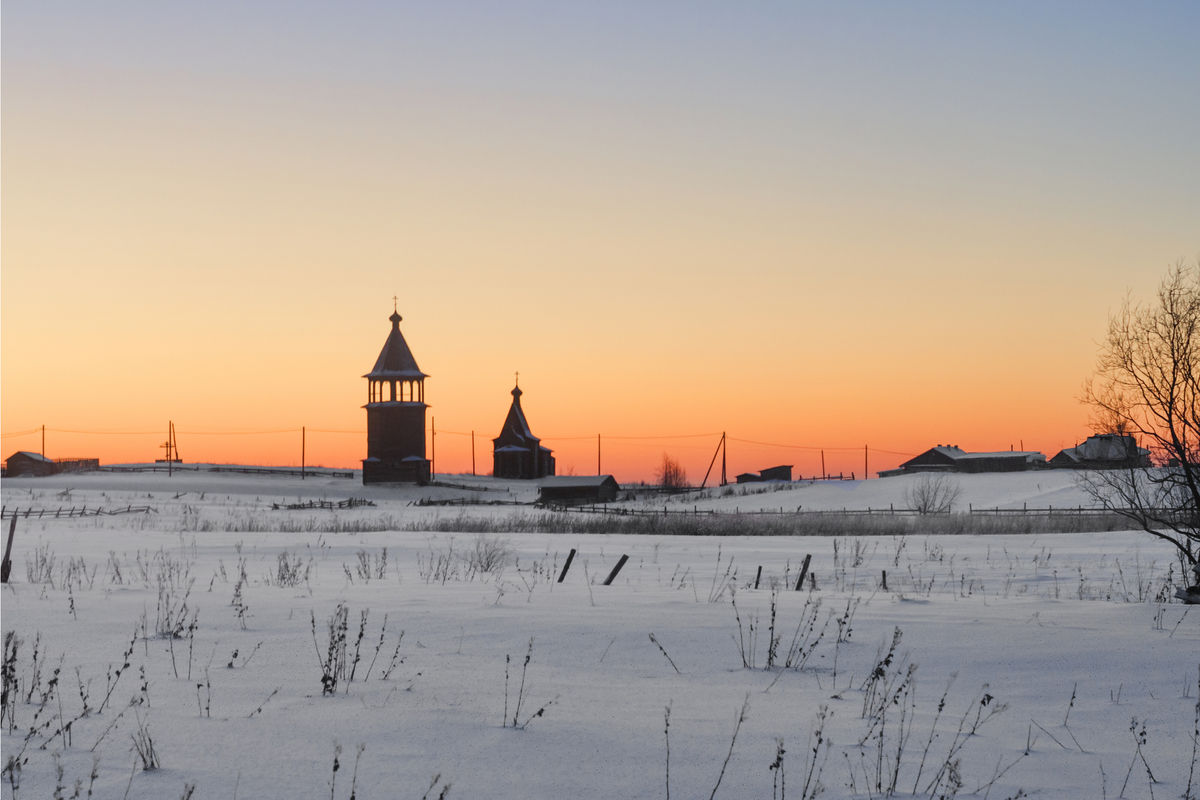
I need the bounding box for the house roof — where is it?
[364,311,428,380]
[8,451,52,463]
[954,451,1045,461]
[539,475,618,489]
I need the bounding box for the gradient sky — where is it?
[3,1,1198,482]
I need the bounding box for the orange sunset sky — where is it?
[2,3,1197,483]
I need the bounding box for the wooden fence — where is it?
[100,465,355,478]
[271,498,376,511]
[1,505,156,520]
[537,503,1179,520]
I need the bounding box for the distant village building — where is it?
[2,452,98,477]
[881,445,1047,476]
[538,475,620,505]
[5,451,57,477]
[492,381,555,479]
[1050,434,1151,469]
[736,465,793,483]
[362,308,431,484]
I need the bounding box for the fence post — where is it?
[602,554,629,586]
[795,553,812,592]
[754,565,762,590]
[1,517,16,583]
[557,548,577,584]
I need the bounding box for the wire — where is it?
[729,436,864,451]
[46,428,162,435]
[0,428,43,438]
[178,429,300,436]
[541,432,721,441]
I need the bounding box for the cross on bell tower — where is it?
[362,305,431,484]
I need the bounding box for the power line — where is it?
[729,436,860,451]
[541,432,721,441]
[178,429,301,436]
[0,428,43,438]
[45,428,163,435]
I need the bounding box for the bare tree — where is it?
[904,472,962,514]
[1082,260,1200,578]
[656,453,688,490]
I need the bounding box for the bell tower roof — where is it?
[364,307,428,380]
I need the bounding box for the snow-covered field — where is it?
[1,470,1196,799]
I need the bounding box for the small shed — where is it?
[759,465,793,482]
[737,465,793,483]
[5,451,57,477]
[537,475,620,506]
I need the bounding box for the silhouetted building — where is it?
[886,445,1046,475]
[1050,434,1150,469]
[736,465,792,483]
[538,475,619,505]
[362,308,431,484]
[492,382,555,479]
[5,451,57,477]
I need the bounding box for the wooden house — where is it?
[736,465,793,483]
[537,475,619,505]
[1050,434,1150,469]
[5,451,57,477]
[893,445,1046,474]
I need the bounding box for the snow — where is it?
[1,470,1196,799]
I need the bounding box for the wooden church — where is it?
[492,379,555,479]
[362,307,431,484]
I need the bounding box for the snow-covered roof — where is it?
[8,451,53,463]
[1055,434,1149,463]
[539,475,618,488]
[954,451,1045,462]
[364,311,428,380]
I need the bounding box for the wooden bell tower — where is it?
[362,304,431,484]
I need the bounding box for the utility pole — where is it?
[820,450,826,479]
[864,445,869,480]
[471,430,476,476]
[721,431,727,486]
[161,421,177,477]
[301,426,306,480]
[597,434,601,476]
[41,425,45,458]
[431,417,436,478]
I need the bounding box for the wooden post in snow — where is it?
[795,553,812,592]
[1,516,16,584]
[557,548,576,583]
[754,565,762,590]
[602,554,629,586]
